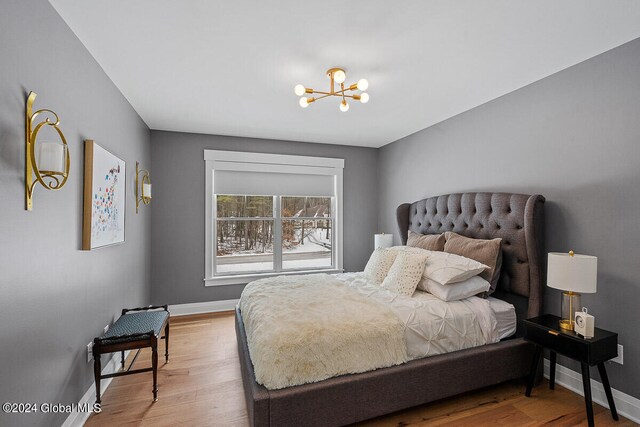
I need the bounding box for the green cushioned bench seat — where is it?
[103,311,169,342]
[92,305,170,404]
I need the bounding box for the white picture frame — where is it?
[82,140,126,250]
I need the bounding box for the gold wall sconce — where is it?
[135,161,152,213]
[25,91,70,210]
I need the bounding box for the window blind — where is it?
[213,169,335,197]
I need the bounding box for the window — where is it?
[281,196,333,270]
[216,195,275,274]
[205,150,343,285]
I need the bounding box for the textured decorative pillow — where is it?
[417,251,488,290]
[388,246,430,255]
[381,252,429,296]
[364,248,399,284]
[407,231,446,251]
[444,232,502,295]
[420,276,491,302]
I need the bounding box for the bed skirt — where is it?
[236,307,536,427]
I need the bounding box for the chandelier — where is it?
[294,68,369,112]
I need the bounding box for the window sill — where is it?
[204,268,344,287]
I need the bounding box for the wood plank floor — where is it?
[86,312,635,427]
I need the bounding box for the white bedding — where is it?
[240,272,504,389]
[240,273,407,390]
[335,272,499,360]
[487,296,517,340]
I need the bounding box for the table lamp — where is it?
[547,251,597,330]
[374,233,393,249]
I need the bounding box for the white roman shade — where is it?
[213,169,335,197]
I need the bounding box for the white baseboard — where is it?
[61,350,131,427]
[543,359,640,423]
[168,299,238,316]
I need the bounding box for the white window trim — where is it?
[204,150,344,286]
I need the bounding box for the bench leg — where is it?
[121,351,125,370]
[152,338,159,402]
[165,320,170,363]
[93,353,102,405]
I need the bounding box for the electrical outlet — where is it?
[103,325,109,335]
[86,342,93,363]
[611,344,623,365]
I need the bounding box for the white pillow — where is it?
[381,252,429,296]
[420,276,491,301]
[364,248,398,284]
[420,251,488,287]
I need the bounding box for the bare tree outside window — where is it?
[215,195,333,275]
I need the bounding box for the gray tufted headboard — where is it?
[397,192,545,324]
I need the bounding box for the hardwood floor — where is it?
[86,312,635,427]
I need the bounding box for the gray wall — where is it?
[378,38,640,399]
[150,130,378,305]
[0,1,151,426]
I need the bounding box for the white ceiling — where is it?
[49,0,640,148]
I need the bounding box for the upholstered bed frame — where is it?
[235,192,545,427]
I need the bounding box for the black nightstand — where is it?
[523,314,618,427]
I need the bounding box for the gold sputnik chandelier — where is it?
[295,68,369,112]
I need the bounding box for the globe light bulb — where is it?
[359,93,369,103]
[334,69,346,84]
[299,97,309,108]
[294,84,306,96]
[357,78,369,91]
[339,100,349,112]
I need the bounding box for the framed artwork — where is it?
[82,140,126,250]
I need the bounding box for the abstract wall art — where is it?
[82,140,126,250]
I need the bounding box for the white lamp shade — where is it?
[143,183,152,198]
[374,233,393,249]
[37,142,66,173]
[547,252,597,293]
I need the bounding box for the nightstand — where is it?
[523,314,618,427]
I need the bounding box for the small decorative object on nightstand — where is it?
[575,307,595,338]
[374,233,393,249]
[547,251,597,330]
[524,314,618,427]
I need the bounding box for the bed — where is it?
[235,192,545,427]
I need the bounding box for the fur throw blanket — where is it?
[239,273,407,390]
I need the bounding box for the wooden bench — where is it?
[93,305,170,404]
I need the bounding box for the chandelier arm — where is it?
[312,93,337,102]
[312,88,355,96]
[310,93,357,102]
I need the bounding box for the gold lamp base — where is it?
[559,291,581,331]
[558,318,575,330]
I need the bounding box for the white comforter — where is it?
[335,272,499,360]
[240,273,408,390]
[240,272,499,390]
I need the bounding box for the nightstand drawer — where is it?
[524,323,587,361]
